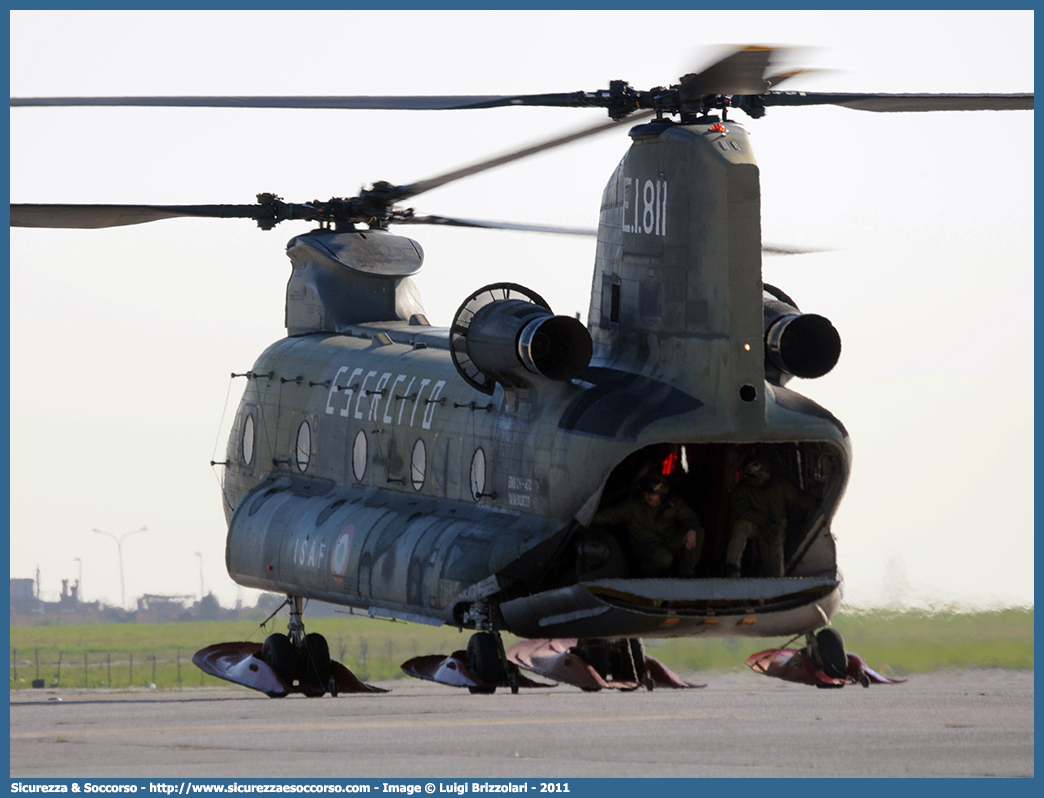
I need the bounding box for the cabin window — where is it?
[411,438,427,491]
[470,448,487,501]
[295,421,311,472]
[352,430,368,482]
[241,412,255,467]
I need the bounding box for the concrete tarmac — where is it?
[10,670,1033,778]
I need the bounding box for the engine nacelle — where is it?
[763,287,842,383]
[450,284,593,394]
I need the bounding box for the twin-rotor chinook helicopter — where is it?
[12,47,1033,695]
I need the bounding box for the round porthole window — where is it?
[295,421,311,472]
[411,438,426,491]
[470,448,486,501]
[352,430,368,482]
[242,414,255,466]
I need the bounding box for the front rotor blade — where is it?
[408,214,823,254]
[399,111,653,200]
[11,203,270,229]
[403,214,596,236]
[760,91,1033,112]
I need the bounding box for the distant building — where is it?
[58,579,82,611]
[136,594,193,623]
[10,579,271,626]
[10,578,41,614]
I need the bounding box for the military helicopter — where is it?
[11,47,1032,695]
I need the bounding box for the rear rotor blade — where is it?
[394,111,653,200]
[759,91,1033,112]
[12,44,1033,121]
[679,46,783,99]
[10,93,605,111]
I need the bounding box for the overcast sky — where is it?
[9,10,1033,612]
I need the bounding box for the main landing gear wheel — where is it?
[466,631,501,694]
[262,629,337,697]
[261,633,296,694]
[581,641,612,680]
[814,628,848,679]
[302,633,332,698]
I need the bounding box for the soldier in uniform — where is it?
[726,459,815,578]
[589,475,704,577]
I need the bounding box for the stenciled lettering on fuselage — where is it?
[324,366,447,431]
[292,535,327,570]
[507,475,534,509]
[622,176,667,236]
[288,525,352,583]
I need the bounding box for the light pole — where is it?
[92,526,147,609]
[195,551,205,599]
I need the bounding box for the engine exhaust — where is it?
[468,299,592,385]
[763,292,841,380]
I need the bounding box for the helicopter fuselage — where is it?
[216,115,854,644]
[221,318,850,641]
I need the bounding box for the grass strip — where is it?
[9,606,1032,690]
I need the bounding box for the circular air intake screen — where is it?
[449,282,551,394]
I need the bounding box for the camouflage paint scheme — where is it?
[221,117,849,641]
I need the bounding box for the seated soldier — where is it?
[589,475,704,577]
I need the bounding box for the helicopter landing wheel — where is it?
[814,628,848,679]
[576,640,611,680]
[261,633,297,686]
[302,633,332,697]
[466,631,501,692]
